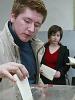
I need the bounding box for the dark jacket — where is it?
[40,43,70,85]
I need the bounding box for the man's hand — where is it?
[0,62,29,82]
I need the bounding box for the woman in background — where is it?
[39,25,70,85]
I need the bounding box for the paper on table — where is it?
[40,64,56,80]
[14,74,33,100]
[68,57,75,64]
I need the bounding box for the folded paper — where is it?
[68,57,75,64]
[40,64,56,80]
[14,74,33,100]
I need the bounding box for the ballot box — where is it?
[31,85,75,100]
[0,84,75,100]
[0,78,22,100]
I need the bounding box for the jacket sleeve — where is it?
[57,46,70,76]
[0,38,6,64]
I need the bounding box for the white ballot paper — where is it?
[14,74,33,100]
[68,57,75,64]
[40,64,56,80]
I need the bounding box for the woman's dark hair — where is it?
[48,25,63,40]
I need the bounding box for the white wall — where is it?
[0,0,74,31]
[0,0,13,30]
[40,0,73,31]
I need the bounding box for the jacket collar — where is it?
[3,21,18,47]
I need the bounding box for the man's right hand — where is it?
[0,62,29,82]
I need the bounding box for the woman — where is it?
[39,25,70,85]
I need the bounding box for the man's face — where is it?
[10,7,43,42]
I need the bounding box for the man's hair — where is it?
[48,25,63,40]
[12,0,47,23]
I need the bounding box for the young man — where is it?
[0,0,47,84]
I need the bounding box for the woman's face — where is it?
[48,31,61,45]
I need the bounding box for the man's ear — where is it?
[9,13,16,22]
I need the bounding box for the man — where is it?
[0,0,47,84]
[0,62,29,82]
